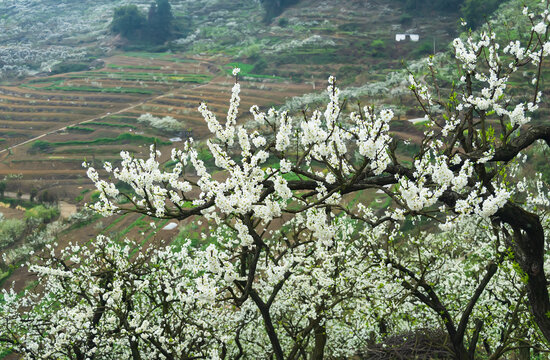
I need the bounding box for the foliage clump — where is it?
[0,218,25,249]
[110,0,174,45]
[24,205,60,225]
[260,0,301,23]
[110,5,146,40]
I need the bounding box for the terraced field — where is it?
[0,53,312,200]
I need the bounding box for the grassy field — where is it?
[30,134,171,151]
[225,62,284,80]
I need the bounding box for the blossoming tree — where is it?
[2,2,550,359]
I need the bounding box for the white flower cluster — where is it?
[351,107,393,175]
[137,113,183,132]
[451,15,550,129]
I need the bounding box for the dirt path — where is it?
[0,74,218,155]
[4,191,30,200]
[58,201,77,218]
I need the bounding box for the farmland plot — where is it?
[0,54,316,202]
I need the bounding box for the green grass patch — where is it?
[65,72,212,84]
[0,346,12,359]
[22,79,64,87]
[225,62,282,79]
[100,213,128,234]
[31,133,171,149]
[413,121,430,129]
[50,62,91,74]
[347,190,365,209]
[75,187,92,202]
[63,213,101,232]
[397,142,421,159]
[108,64,162,70]
[163,159,179,170]
[0,268,13,288]
[0,347,12,358]
[105,115,136,120]
[130,218,171,257]
[115,215,146,240]
[66,126,95,133]
[23,80,155,94]
[90,190,101,202]
[122,53,198,63]
[171,221,205,251]
[124,52,172,59]
[43,85,155,95]
[114,215,163,251]
[52,148,122,156]
[27,77,62,84]
[87,122,137,130]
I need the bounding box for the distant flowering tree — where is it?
[2,3,550,359]
[137,113,183,132]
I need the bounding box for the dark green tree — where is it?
[110,5,146,40]
[0,181,5,199]
[30,188,38,203]
[260,0,300,23]
[461,0,501,29]
[147,0,173,44]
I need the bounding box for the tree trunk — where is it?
[518,344,531,360]
[309,324,327,360]
[130,339,142,360]
[249,289,285,360]
[497,204,550,342]
[453,343,471,360]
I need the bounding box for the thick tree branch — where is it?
[491,124,550,162]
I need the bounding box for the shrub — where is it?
[278,18,289,27]
[24,205,59,224]
[28,140,53,154]
[38,191,58,204]
[0,219,25,249]
[66,126,95,133]
[50,62,90,75]
[370,39,386,57]
[252,57,268,74]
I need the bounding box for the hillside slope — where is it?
[0,0,460,80]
